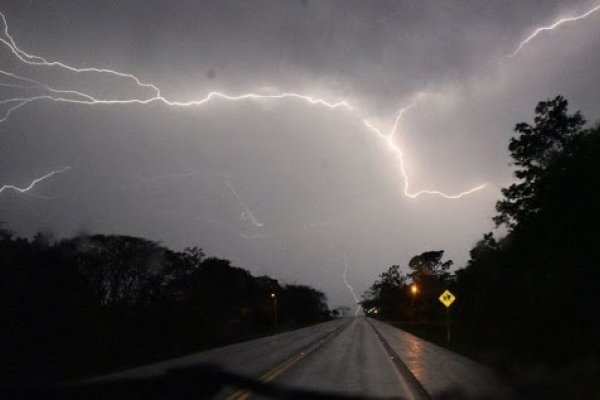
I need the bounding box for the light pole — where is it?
[271,293,278,333]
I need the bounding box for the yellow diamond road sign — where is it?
[439,290,456,308]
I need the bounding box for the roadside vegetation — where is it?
[362,96,600,392]
[0,231,330,384]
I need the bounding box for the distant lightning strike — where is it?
[509,3,600,58]
[151,207,268,240]
[342,253,361,316]
[205,218,269,240]
[129,172,268,238]
[0,11,486,200]
[225,181,265,228]
[0,167,71,195]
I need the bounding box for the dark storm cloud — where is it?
[1,0,599,307]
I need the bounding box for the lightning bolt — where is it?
[154,207,268,240]
[225,181,265,228]
[342,253,361,316]
[361,97,488,199]
[0,167,71,195]
[0,12,160,98]
[509,3,600,58]
[0,10,486,200]
[123,171,269,239]
[205,217,268,240]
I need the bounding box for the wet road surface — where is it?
[89,317,512,399]
[370,319,513,399]
[256,317,415,399]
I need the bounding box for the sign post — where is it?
[438,290,456,343]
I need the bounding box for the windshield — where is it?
[1,1,599,399]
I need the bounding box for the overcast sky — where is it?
[1,0,599,308]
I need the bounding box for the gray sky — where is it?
[1,0,599,308]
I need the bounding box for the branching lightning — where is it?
[2,3,599,200]
[0,10,487,200]
[0,166,71,195]
[0,12,160,98]
[509,3,600,58]
[360,97,488,199]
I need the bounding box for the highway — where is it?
[87,317,513,399]
[252,317,416,399]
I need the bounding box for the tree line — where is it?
[362,96,600,367]
[0,231,330,384]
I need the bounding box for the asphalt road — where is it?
[253,317,416,399]
[87,317,513,399]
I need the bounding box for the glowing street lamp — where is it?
[411,284,419,295]
[270,293,278,333]
[410,283,419,312]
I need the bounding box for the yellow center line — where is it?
[225,323,348,400]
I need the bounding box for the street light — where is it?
[270,293,277,333]
[410,283,418,312]
[410,284,419,295]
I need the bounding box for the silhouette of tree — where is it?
[408,250,453,282]
[60,235,166,308]
[362,251,453,322]
[0,229,330,384]
[364,97,599,368]
[280,284,329,325]
[361,265,407,319]
[453,96,600,365]
[407,251,453,320]
[495,96,586,229]
[0,222,12,240]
